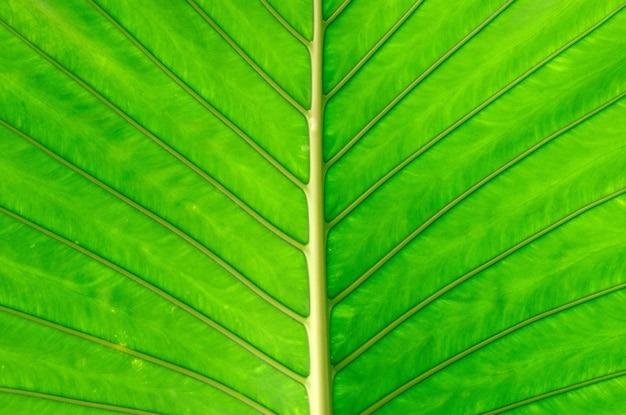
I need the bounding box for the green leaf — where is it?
[1,1,625,414]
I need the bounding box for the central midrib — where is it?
[304,0,332,414]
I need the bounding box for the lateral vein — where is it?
[360,282,626,414]
[185,0,308,115]
[257,0,310,45]
[0,17,305,252]
[326,0,352,26]
[327,3,625,228]
[88,0,305,190]
[335,187,626,372]
[0,386,162,415]
[330,91,626,305]
[0,306,272,415]
[482,370,626,414]
[0,207,306,386]
[0,119,304,324]
[326,0,426,98]
[326,0,515,167]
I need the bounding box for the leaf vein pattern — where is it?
[0,207,306,385]
[88,0,305,190]
[257,0,309,45]
[360,281,626,414]
[326,0,352,26]
[482,370,626,415]
[331,92,626,305]
[326,0,426,97]
[0,18,304,251]
[327,4,625,227]
[0,306,272,415]
[0,386,162,415]
[0,119,303,323]
[326,0,515,166]
[335,187,626,371]
[185,0,308,114]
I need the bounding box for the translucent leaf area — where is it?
[1,1,625,414]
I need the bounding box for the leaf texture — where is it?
[1,1,625,414]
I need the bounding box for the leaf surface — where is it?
[1,1,625,414]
